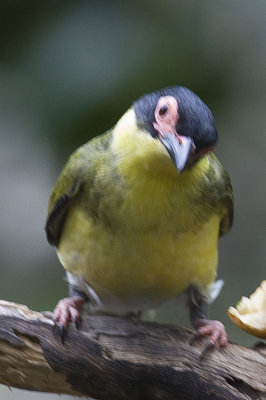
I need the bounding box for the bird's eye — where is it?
[159,104,168,116]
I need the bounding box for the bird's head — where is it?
[133,86,218,173]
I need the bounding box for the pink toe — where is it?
[196,319,228,348]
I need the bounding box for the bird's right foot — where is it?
[53,295,85,341]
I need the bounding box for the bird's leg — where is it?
[188,286,228,352]
[53,285,88,341]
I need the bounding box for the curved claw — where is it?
[53,296,85,342]
[192,319,228,359]
[197,319,228,347]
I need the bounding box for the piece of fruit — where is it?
[228,281,266,339]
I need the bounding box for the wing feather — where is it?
[45,131,113,247]
[45,147,87,247]
[208,153,234,237]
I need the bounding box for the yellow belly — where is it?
[58,207,219,311]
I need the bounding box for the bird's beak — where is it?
[159,133,194,173]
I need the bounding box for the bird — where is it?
[45,86,233,347]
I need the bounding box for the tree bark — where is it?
[0,300,265,400]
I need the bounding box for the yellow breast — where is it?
[58,207,219,310]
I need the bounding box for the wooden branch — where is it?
[0,301,265,400]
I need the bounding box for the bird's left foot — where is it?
[194,319,228,358]
[196,318,228,347]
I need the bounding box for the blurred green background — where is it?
[0,0,265,398]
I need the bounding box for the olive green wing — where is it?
[208,153,233,237]
[45,131,113,247]
[45,146,88,247]
[218,166,234,236]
